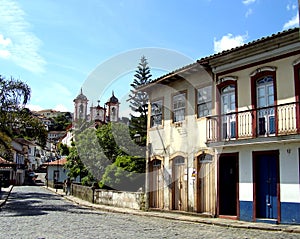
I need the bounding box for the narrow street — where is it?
[0,186,299,239]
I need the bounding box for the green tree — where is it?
[96,122,124,162]
[72,120,146,189]
[128,56,152,146]
[0,75,47,158]
[64,143,88,183]
[96,122,146,190]
[100,155,145,191]
[58,143,70,156]
[15,108,48,146]
[50,113,72,131]
[75,127,109,181]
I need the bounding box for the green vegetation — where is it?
[100,155,145,191]
[128,56,152,146]
[49,112,72,131]
[0,75,47,159]
[64,56,151,191]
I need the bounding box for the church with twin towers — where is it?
[73,89,120,128]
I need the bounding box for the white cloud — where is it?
[214,33,248,53]
[0,49,10,58]
[245,8,253,18]
[27,103,71,112]
[283,13,299,30]
[0,34,11,47]
[54,104,69,112]
[27,104,44,112]
[242,0,256,5]
[286,4,297,11]
[0,34,12,58]
[0,0,46,73]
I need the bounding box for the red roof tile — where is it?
[46,157,67,166]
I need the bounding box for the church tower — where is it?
[106,91,119,122]
[73,88,88,124]
[90,100,106,128]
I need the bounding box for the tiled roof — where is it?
[197,27,299,63]
[142,27,299,88]
[46,157,67,166]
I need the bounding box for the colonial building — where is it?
[46,157,80,188]
[142,27,300,224]
[73,90,120,128]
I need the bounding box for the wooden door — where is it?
[172,156,187,211]
[197,154,215,214]
[149,159,164,209]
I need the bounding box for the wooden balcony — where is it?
[206,102,300,144]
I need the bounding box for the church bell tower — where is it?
[73,88,88,125]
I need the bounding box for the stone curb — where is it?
[44,186,300,234]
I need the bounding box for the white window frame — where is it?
[151,100,163,127]
[197,85,212,118]
[173,92,186,123]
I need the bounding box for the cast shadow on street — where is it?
[1,186,104,217]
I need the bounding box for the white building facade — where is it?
[143,28,300,224]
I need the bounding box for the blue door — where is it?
[255,154,278,220]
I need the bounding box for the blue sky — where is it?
[0,0,298,116]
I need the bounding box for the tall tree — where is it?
[0,75,47,159]
[75,127,109,181]
[64,142,89,184]
[128,56,152,146]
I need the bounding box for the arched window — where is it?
[221,84,236,139]
[173,156,185,165]
[251,67,277,137]
[256,76,274,108]
[256,76,275,135]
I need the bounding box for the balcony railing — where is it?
[207,102,299,143]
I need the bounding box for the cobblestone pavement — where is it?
[0,186,300,239]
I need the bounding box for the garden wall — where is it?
[71,184,144,210]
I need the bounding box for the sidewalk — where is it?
[44,186,300,234]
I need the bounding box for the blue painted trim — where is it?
[281,202,300,224]
[239,201,253,222]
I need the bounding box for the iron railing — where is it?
[207,102,299,142]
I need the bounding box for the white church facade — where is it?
[73,89,120,128]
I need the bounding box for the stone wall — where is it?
[71,184,145,210]
[71,183,93,202]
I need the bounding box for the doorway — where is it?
[196,153,215,214]
[149,159,164,209]
[253,151,279,222]
[172,156,187,211]
[218,153,239,217]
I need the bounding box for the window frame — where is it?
[216,79,238,140]
[172,91,186,123]
[150,99,163,127]
[197,85,212,118]
[250,69,277,137]
[293,61,300,133]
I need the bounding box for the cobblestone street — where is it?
[0,186,299,239]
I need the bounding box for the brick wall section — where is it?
[71,184,145,210]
